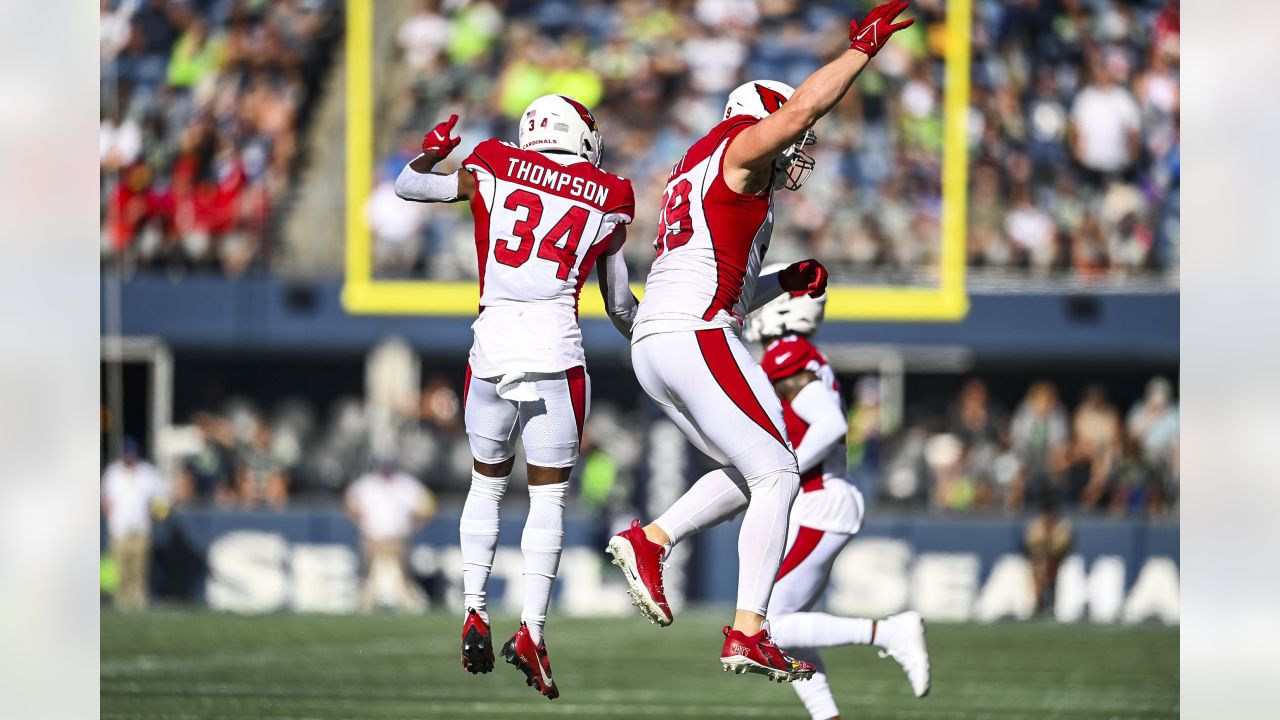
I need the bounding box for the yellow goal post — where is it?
[342,0,971,321]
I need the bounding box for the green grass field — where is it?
[102,609,1177,719]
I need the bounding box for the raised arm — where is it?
[597,224,639,340]
[723,0,914,194]
[395,114,477,203]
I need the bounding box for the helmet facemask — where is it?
[582,129,603,167]
[744,262,827,342]
[774,129,816,191]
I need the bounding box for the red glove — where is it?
[421,114,461,158]
[848,0,915,57]
[779,259,828,299]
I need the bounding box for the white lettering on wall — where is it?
[1055,555,1126,623]
[1122,557,1180,624]
[828,538,911,617]
[206,531,290,613]
[912,553,979,621]
[199,530,1179,625]
[291,544,358,613]
[974,554,1036,622]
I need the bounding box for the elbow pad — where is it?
[395,159,459,202]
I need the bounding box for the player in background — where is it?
[395,95,638,700]
[744,278,931,718]
[604,0,915,684]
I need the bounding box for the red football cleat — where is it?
[606,520,673,626]
[501,623,559,700]
[720,625,817,683]
[460,608,495,674]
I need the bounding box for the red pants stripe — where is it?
[566,365,587,443]
[695,328,789,450]
[775,526,824,582]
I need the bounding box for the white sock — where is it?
[521,481,567,645]
[459,469,509,623]
[769,612,876,648]
[652,468,750,546]
[789,648,837,720]
[737,470,800,616]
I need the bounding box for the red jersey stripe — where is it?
[700,118,772,322]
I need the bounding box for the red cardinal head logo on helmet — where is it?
[558,95,598,131]
[754,83,789,114]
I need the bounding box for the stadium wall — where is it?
[103,276,1177,361]
[115,510,1179,625]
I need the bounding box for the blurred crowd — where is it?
[159,372,642,518]
[875,375,1179,517]
[160,394,450,508]
[100,0,340,274]
[149,368,1175,521]
[374,0,1179,282]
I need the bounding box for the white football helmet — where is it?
[745,264,827,342]
[723,80,816,191]
[518,94,604,166]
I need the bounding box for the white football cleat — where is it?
[878,610,931,698]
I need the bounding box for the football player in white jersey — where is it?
[604,0,915,683]
[748,282,932,719]
[395,94,638,700]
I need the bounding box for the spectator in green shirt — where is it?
[167,19,224,90]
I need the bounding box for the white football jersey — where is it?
[632,116,775,341]
[461,139,635,377]
[762,334,848,484]
[762,333,861,534]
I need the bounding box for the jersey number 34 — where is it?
[495,189,590,280]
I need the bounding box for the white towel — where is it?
[495,372,539,402]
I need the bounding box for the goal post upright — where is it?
[342,0,970,321]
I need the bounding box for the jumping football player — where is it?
[604,0,916,684]
[395,95,638,700]
[745,280,932,718]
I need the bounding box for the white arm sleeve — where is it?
[599,247,638,340]
[749,271,786,313]
[788,380,847,475]
[395,154,460,202]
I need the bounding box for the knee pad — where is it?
[522,440,579,469]
[743,468,800,498]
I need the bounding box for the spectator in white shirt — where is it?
[367,174,429,273]
[681,25,748,96]
[397,0,450,74]
[100,106,142,175]
[345,458,437,612]
[1004,186,1058,274]
[1069,60,1141,183]
[101,438,169,610]
[694,0,760,29]
[1127,376,1179,471]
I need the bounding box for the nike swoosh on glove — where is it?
[421,113,462,158]
[849,0,915,57]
